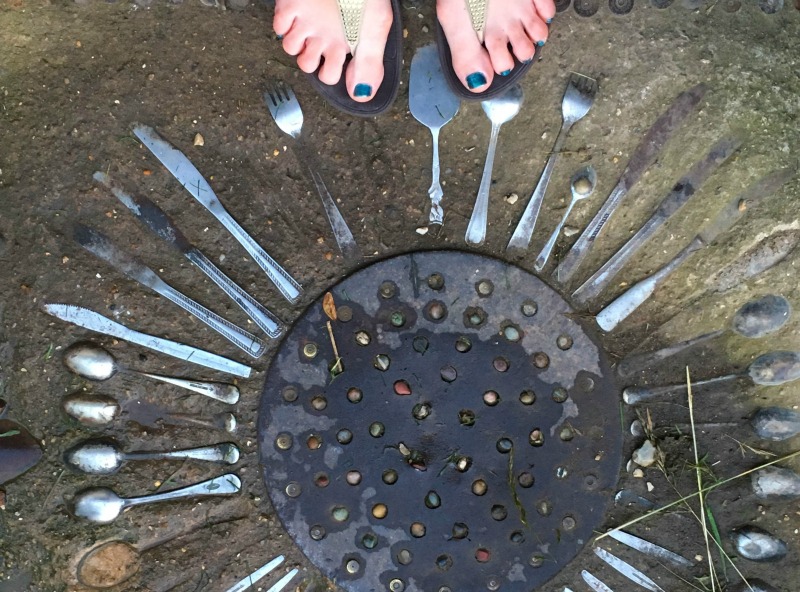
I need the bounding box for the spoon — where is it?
[618,294,791,377]
[69,473,242,524]
[64,438,240,475]
[61,392,237,432]
[624,350,800,405]
[409,44,460,225]
[465,84,524,246]
[64,342,239,404]
[534,166,597,272]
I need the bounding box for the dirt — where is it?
[1,1,799,591]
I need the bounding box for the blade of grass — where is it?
[705,506,727,581]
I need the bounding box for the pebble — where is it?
[751,407,800,441]
[632,440,657,467]
[563,225,580,237]
[630,419,644,437]
[751,467,800,500]
[193,133,204,147]
[415,226,428,235]
[505,193,519,205]
[614,489,655,510]
[730,526,788,562]
[632,468,644,478]
[726,579,779,592]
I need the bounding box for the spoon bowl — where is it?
[77,540,141,589]
[61,392,121,426]
[71,487,127,524]
[481,85,524,124]
[733,294,791,338]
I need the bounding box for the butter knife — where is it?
[44,304,252,377]
[94,172,283,339]
[132,124,303,304]
[74,223,265,358]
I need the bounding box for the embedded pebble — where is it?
[193,133,204,146]
[504,193,519,205]
[730,526,788,562]
[563,226,580,237]
[751,407,800,441]
[726,579,779,592]
[632,440,657,467]
[732,294,791,338]
[415,226,429,235]
[632,468,644,478]
[614,489,655,510]
[751,466,800,500]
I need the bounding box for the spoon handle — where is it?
[166,412,237,433]
[534,196,577,272]
[466,123,501,246]
[124,442,240,465]
[223,555,284,592]
[623,373,739,404]
[617,329,726,377]
[123,473,241,508]
[428,127,444,225]
[140,372,239,404]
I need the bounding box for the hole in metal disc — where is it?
[440,365,458,382]
[452,522,469,539]
[410,522,426,537]
[379,281,397,299]
[394,380,412,396]
[487,576,501,591]
[346,470,362,486]
[758,0,783,12]
[472,479,488,496]
[369,422,385,438]
[455,456,472,472]
[483,391,500,406]
[552,387,568,403]
[311,395,327,411]
[390,311,406,327]
[557,334,573,350]
[390,579,406,592]
[345,559,360,574]
[496,438,513,453]
[438,587,452,592]
[609,0,634,14]
[347,387,363,403]
[276,433,293,450]
[510,531,525,544]
[475,279,494,296]
[577,375,596,392]
[382,469,398,484]
[491,505,508,521]
[574,0,600,15]
[337,429,353,445]
[519,390,536,405]
[282,386,298,402]
[556,466,569,479]
[560,426,575,441]
[412,402,432,420]
[302,343,318,359]
[338,305,353,322]
[425,300,447,322]
[355,331,371,346]
[459,409,476,426]
[475,548,491,563]
[413,336,429,354]
[502,323,522,342]
[427,273,445,290]
[425,490,442,509]
[532,352,550,369]
[455,336,472,353]
[464,306,487,327]
[361,532,378,549]
[521,300,538,317]
[529,554,544,568]
[286,482,301,497]
[314,473,330,487]
[529,429,544,446]
[562,516,577,530]
[307,435,322,450]
[536,500,552,516]
[518,472,534,488]
[723,0,740,9]
[332,506,350,522]
[492,357,509,372]
[396,549,413,565]
[436,554,453,571]
[584,474,599,490]
[310,525,326,540]
[374,354,391,371]
[372,503,388,519]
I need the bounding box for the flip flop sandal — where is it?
[304,0,403,117]
[436,0,544,101]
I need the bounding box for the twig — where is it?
[326,320,343,375]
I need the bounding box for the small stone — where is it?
[633,468,644,478]
[563,225,580,237]
[505,193,519,205]
[573,176,594,195]
[630,420,644,437]
[632,440,657,467]
[752,407,800,441]
[193,133,204,146]
[751,467,800,500]
[416,226,429,235]
[646,481,655,492]
[730,526,788,562]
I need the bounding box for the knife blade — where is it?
[594,547,664,592]
[581,570,614,592]
[43,304,252,377]
[74,223,266,358]
[573,134,742,302]
[93,172,284,338]
[132,123,303,304]
[554,83,708,283]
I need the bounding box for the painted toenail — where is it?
[500,69,512,77]
[537,40,546,47]
[276,34,283,40]
[466,72,487,89]
[523,58,534,64]
[546,18,553,23]
[354,83,373,98]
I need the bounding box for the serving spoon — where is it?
[64,438,240,475]
[64,342,239,404]
[69,473,241,524]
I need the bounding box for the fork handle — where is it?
[466,123,501,246]
[428,127,444,225]
[533,197,576,272]
[507,121,572,252]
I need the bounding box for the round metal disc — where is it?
[758,0,783,12]
[574,0,601,16]
[259,251,622,592]
[609,0,635,14]
[650,0,674,7]
[555,0,572,12]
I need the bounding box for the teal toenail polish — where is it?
[537,40,546,47]
[466,72,487,89]
[277,34,283,40]
[523,58,534,64]
[546,17,552,23]
[500,69,512,76]
[354,83,372,98]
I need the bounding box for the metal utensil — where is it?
[582,570,615,592]
[606,530,693,568]
[223,556,296,592]
[94,172,284,339]
[264,82,361,260]
[74,223,265,358]
[409,44,461,225]
[573,135,742,302]
[132,124,303,303]
[617,294,791,376]
[69,473,242,524]
[554,83,708,283]
[533,166,596,272]
[61,392,238,432]
[44,304,252,378]
[624,350,800,404]
[508,73,598,252]
[594,547,664,592]
[64,439,240,475]
[0,419,43,486]
[465,84,524,246]
[64,342,239,404]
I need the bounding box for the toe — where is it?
[344,0,392,101]
[438,4,494,93]
[318,46,347,86]
[509,23,537,62]
[484,33,516,76]
[521,14,549,47]
[296,38,324,74]
[533,0,557,22]
[273,3,296,37]
[282,26,307,56]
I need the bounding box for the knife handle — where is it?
[187,249,284,339]
[158,284,266,358]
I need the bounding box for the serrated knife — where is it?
[94,172,283,339]
[132,124,302,304]
[44,304,252,378]
[74,223,265,358]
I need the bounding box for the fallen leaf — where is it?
[323,292,337,321]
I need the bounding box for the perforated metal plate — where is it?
[259,251,623,592]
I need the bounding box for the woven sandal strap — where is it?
[465,0,488,43]
[338,0,367,54]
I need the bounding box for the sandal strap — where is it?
[338,0,367,54]
[465,0,488,43]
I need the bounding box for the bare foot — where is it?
[437,0,556,93]
[273,0,393,102]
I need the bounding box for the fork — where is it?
[264,82,362,261]
[506,73,598,253]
